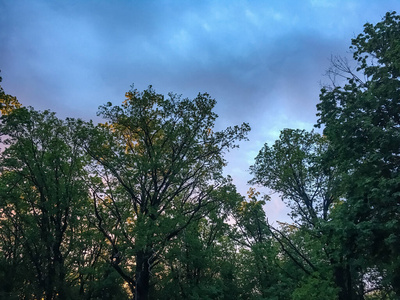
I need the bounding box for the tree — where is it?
[0,108,91,299]
[249,129,341,299]
[317,11,400,298]
[250,129,336,226]
[230,191,285,300]
[82,86,250,299]
[151,180,243,300]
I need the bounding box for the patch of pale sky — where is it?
[168,29,191,56]
[309,0,337,8]
[264,193,290,225]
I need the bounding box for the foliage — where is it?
[292,271,338,300]
[317,11,400,298]
[0,107,128,299]
[250,129,336,224]
[0,71,22,115]
[0,108,86,298]
[81,86,250,299]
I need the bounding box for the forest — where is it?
[0,11,399,300]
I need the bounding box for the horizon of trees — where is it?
[0,11,399,300]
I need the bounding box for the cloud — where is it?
[1,0,399,222]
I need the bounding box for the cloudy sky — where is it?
[0,0,398,221]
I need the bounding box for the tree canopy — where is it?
[80,86,250,299]
[316,11,400,298]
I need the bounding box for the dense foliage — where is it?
[316,11,400,299]
[0,11,398,300]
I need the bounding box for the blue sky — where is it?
[0,0,398,221]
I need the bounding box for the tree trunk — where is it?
[54,246,66,300]
[335,265,350,300]
[135,250,151,300]
[334,263,364,300]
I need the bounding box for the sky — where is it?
[0,0,398,222]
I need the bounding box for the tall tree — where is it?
[317,11,400,299]
[249,129,340,299]
[0,108,89,299]
[250,129,336,226]
[82,86,250,299]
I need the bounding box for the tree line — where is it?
[0,11,399,300]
